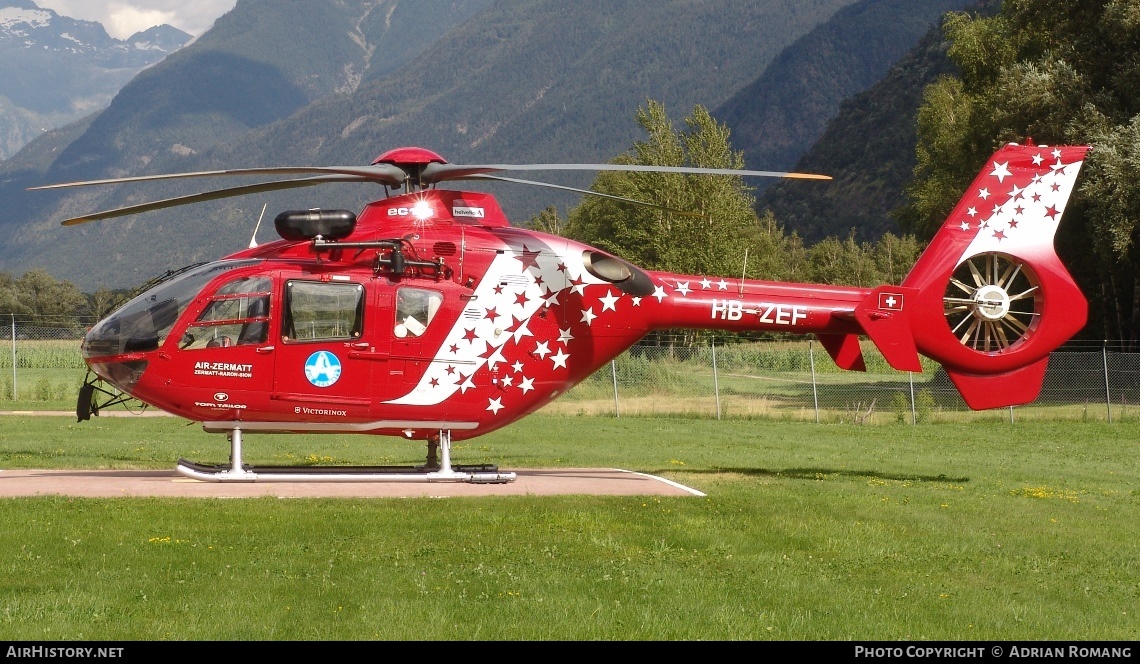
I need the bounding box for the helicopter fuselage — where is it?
[82,187,870,441]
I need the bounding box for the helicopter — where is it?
[33,142,1090,483]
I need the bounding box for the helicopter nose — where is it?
[87,359,148,395]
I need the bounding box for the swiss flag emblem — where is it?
[878,293,904,311]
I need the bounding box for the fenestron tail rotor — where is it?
[943,252,1040,353]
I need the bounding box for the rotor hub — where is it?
[973,284,1010,321]
[372,147,448,168]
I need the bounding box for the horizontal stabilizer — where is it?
[854,285,921,372]
[944,357,1050,410]
[817,333,865,371]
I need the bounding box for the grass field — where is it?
[1,414,1138,640]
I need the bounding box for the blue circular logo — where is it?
[304,351,342,388]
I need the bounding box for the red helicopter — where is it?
[35,142,1089,483]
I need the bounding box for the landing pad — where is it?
[0,468,705,498]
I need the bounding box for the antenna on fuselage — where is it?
[248,203,268,248]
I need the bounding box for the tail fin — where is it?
[862,143,1090,409]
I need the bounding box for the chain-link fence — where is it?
[2,315,1138,422]
[553,335,1140,424]
[0,315,94,405]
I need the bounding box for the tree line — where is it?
[0,270,117,325]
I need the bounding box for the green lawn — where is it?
[1,415,1138,640]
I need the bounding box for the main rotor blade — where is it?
[33,164,406,191]
[464,174,705,218]
[423,162,832,183]
[60,174,373,226]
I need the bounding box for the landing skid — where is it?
[175,427,516,484]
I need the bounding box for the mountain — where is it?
[0,0,191,158]
[1,0,864,287]
[715,0,974,176]
[41,0,497,183]
[756,26,956,242]
[755,1,997,243]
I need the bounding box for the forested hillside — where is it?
[716,0,972,176]
[0,0,862,287]
[755,26,958,243]
[42,0,495,183]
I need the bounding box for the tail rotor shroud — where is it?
[943,252,1040,353]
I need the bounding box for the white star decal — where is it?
[550,348,570,370]
[959,221,970,231]
[967,206,977,217]
[569,277,587,296]
[519,376,535,394]
[1052,148,1062,159]
[510,318,533,343]
[511,360,524,374]
[979,188,991,200]
[533,341,551,359]
[1009,184,1023,198]
[700,278,712,289]
[631,297,642,306]
[485,345,506,369]
[558,327,574,343]
[990,161,1011,183]
[717,280,729,290]
[651,285,668,303]
[486,397,504,415]
[580,308,597,325]
[675,281,691,296]
[1032,153,1044,166]
[500,374,514,388]
[598,291,619,312]
[459,374,476,394]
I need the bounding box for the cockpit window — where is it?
[179,275,272,350]
[216,276,271,296]
[395,288,442,338]
[82,260,259,358]
[282,281,364,342]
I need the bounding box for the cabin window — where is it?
[85,260,258,356]
[179,275,272,350]
[282,281,364,342]
[395,288,442,338]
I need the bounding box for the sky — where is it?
[34,0,237,39]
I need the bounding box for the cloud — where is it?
[35,0,237,39]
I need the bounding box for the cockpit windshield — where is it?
[83,260,261,358]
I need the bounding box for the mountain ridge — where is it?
[0,0,190,158]
[1,0,866,287]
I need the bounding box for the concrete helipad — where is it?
[0,468,706,498]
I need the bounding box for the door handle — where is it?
[348,342,371,349]
[255,346,275,354]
